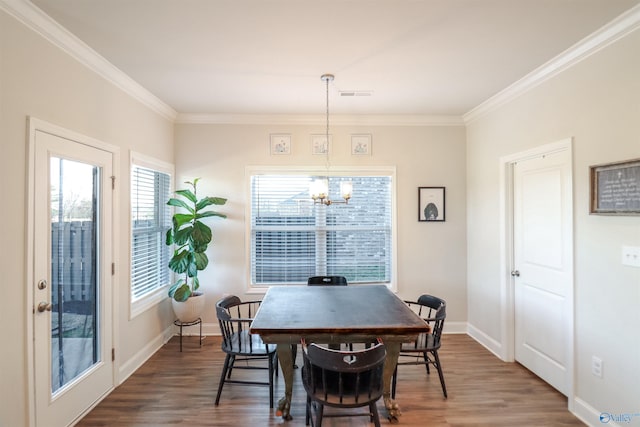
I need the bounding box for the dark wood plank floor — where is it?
[77,334,583,426]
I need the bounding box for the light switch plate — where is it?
[622,246,640,267]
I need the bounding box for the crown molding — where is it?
[176,113,464,126]
[1,0,177,121]
[463,3,640,124]
[7,0,636,127]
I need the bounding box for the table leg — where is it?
[275,343,294,420]
[382,341,402,423]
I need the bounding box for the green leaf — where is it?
[192,240,208,253]
[173,284,192,302]
[192,276,200,292]
[196,196,227,211]
[175,189,197,204]
[168,279,185,298]
[192,221,212,245]
[167,198,193,213]
[194,252,209,270]
[186,253,198,277]
[196,211,227,220]
[165,229,174,245]
[173,224,193,246]
[168,249,190,273]
[172,213,194,228]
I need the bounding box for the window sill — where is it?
[130,286,168,319]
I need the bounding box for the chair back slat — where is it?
[302,341,385,407]
[307,276,348,286]
[216,296,270,355]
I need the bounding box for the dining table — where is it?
[249,284,430,423]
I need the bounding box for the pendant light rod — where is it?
[321,74,334,153]
[311,73,352,206]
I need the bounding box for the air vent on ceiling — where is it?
[339,90,373,97]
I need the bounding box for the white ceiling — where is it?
[27,0,640,118]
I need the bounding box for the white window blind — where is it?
[250,174,392,285]
[131,165,171,301]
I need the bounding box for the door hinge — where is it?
[112,348,115,361]
[111,175,115,190]
[111,263,115,275]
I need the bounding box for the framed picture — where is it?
[270,134,291,155]
[311,134,331,155]
[419,187,445,222]
[590,158,640,215]
[351,134,372,155]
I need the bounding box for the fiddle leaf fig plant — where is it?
[166,178,226,302]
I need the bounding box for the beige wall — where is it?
[174,123,469,328]
[466,28,640,421]
[10,0,639,425]
[2,7,468,425]
[1,10,174,427]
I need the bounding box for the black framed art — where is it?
[419,187,445,222]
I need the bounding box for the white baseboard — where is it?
[117,324,174,384]
[572,396,640,427]
[443,321,467,334]
[466,322,504,360]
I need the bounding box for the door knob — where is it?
[511,270,520,277]
[37,302,52,312]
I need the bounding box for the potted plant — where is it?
[166,178,226,322]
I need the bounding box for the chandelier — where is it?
[310,74,353,205]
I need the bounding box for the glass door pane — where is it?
[50,158,100,394]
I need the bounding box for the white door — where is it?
[32,129,114,426]
[513,148,572,396]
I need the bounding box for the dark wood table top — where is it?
[250,285,429,339]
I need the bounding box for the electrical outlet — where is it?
[622,246,640,267]
[592,356,603,378]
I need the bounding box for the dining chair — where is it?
[299,275,349,357]
[391,294,447,398]
[301,339,386,427]
[307,276,348,286]
[214,295,278,408]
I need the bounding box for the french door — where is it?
[30,123,114,427]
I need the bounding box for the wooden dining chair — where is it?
[391,294,447,399]
[297,275,349,358]
[214,295,278,408]
[307,276,348,286]
[301,339,386,427]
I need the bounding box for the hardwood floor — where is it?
[77,334,583,426]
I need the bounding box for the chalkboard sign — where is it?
[590,159,640,215]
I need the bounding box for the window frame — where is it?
[129,152,174,318]
[245,165,397,292]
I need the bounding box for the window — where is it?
[249,169,395,287]
[130,153,172,316]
